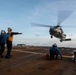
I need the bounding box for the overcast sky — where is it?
[0,0,76,47]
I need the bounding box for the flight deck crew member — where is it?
[0,30,10,58]
[49,43,62,60]
[5,27,22,58]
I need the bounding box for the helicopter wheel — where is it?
[51,36,53,38]
[60,40,62,42]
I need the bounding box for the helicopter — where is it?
[31,10,73,42]
[49,25,71,42]
[31,23,71,42]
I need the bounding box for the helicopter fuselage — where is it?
[49,27,70,42]
[31,23,71,42]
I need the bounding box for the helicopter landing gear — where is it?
[51,36,53,38]
[60,40,62,42]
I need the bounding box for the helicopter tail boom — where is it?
[61,38,71,42]
[65,39,71,41]
[60,38,71,42]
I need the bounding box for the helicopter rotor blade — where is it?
[61,25,76,28]
[57,10,73,25]
[31,23,53,27]
[31,10,74,28]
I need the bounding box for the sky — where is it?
[0,0,76,47]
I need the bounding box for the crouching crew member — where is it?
[49,43,62,60]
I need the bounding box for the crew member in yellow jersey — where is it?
[5,27,22,58]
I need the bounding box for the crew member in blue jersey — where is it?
[49,43,62,60]
[0,30,10,58]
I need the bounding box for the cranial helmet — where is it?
[1,30,6,35]
[52,43,57,47]
[8,27,12,31]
